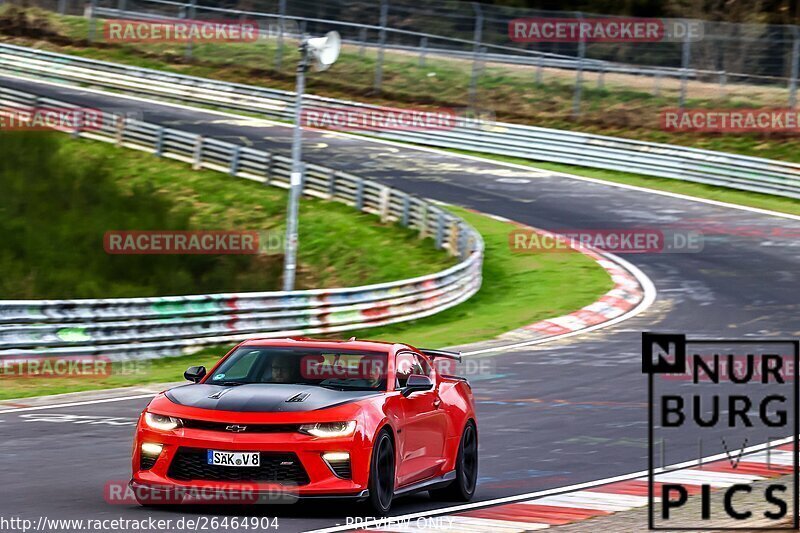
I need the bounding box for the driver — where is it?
[269,356,296,383]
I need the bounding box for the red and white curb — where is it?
[312,440,794,533]
[420,447,793,532]
[454,210,655,356]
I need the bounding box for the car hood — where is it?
[165,383,380,412]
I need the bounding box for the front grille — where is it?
[140,454,158,470]
[181,419,299,433]
[167,448,310,485]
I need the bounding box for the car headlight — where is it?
[299,421,356,438]
[144,412,183,431]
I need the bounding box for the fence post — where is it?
[469,2,484,109]
[679,30,691,110]
[789,28,799,108]
[374,0,389,94]
[419,37,428,67]
[185,0,196,61]
[275,0,287,71]
[571,11,585,119]
[87,0,98,42]
[359,27,367,57]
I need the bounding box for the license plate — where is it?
[207,450,260,467]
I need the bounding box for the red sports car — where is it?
[130,338,478,514]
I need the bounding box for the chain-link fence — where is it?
[5,0,800,119]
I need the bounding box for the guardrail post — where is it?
[229,145,241,176]
[275,0,287,71]
[379,186,391,222]
[571,11,585,119]
[263,153,273,185]
[458,224,469,260]
[419,37,428,67]
[192,136,203,170]
[597,64,605,89]
[117,0,126,13]
[355,179,365,211]
[359,27,367,57]
[679,30,692,110]
[653,72,662,96]
[789,28,799,108]
[401,196,410,227]
[115,115,125,145]
[58,0,67,15]
[448,222,460,257]
[419,205,429,238]
[435,212,445,249]
[327,169,337,199]
[154,127,165,156]
[374,0,389,94]
[469,2,484,109]
[70,110,82,138]
[87,0,98,42]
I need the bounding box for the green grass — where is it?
[0,132,455,298]
[340,206,615,347]
[0,207,615,400]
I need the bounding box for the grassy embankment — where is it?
[0,132,612,399]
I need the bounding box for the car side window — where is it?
[395,352,427,388]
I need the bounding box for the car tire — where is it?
[430,420,478,502]
[366,429,395,515]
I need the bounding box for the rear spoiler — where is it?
[419,348,462,363]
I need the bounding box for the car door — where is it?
[395,351,448,486]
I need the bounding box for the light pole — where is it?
[282,31,341,291]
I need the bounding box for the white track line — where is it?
[0,393,154,414]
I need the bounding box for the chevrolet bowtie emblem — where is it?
[225,425,247,432]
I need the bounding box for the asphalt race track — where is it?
[1,76,799,532]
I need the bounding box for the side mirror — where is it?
[402,374,433,397]
[184,366,206,383]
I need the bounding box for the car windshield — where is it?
[206,347,389,391]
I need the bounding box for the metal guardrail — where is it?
[1,43,798,199]
[0,85,484,360]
